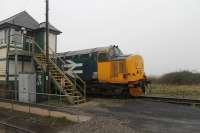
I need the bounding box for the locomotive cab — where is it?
[97,47,147,96]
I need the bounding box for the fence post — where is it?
[28,89,31,113]
[84,83,86,100]
[11,90,14,111]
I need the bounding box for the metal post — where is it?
[22,56,24,73]
[84,83,86,100]
[32,34,35,55]
[46,0,50,94]
[6,28,11,82]
[28,90,31,113]
[14,43,18,100]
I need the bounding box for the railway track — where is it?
[139,96,200,106]
[89,94,200,106]
[0,121,34,133]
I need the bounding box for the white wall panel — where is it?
[0,60,6,75]
[0,30,5,42]
[8,77,14,81]
[0,77,5,80]
[9,60,34,75]
[9,60,22,75]
[23,62,34,72]
[44,33,56,54]
[0,48,7,59]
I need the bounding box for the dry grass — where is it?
[146,84,200,100]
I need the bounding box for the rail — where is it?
[0,121,34,133]
[139,96,200,106]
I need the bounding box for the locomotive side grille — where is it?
[111,60,126,78]
[119,61,126,74]
[111,62,118,78]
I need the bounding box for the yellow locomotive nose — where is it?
[126,55,146,96]
[126,55,144,81]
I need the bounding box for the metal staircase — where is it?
[34,53,86,104]
[28,36,86,105]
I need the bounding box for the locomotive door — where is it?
[110,61,127,83]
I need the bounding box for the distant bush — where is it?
[148,76,159,84]
[149,71,200,85]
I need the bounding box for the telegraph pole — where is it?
[46,0,50,93]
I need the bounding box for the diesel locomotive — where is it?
[57,45,148,97]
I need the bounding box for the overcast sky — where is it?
[1,0,200,75]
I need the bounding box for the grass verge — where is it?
[146,84,200,100]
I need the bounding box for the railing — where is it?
[0,34,33,56]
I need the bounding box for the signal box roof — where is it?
[0,11,61,34]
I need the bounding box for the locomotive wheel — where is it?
[129,87,143,97]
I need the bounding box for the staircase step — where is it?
[50,70,59,72]
[36,57,46,59]
[52,75,62,77]
[66,93,73,95]
[64,88,74,91]
[52,76,63,78]
[74,99,86,104]
[63,90,81,95]
[55,79,62,81]
[71,94,81,97]
[65,84,72,86]
[51,73,61,75]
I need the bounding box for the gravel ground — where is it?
[0,99,199,133]
[60,98,200,133]
[62,116,134,133]
[0,108,72,133]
